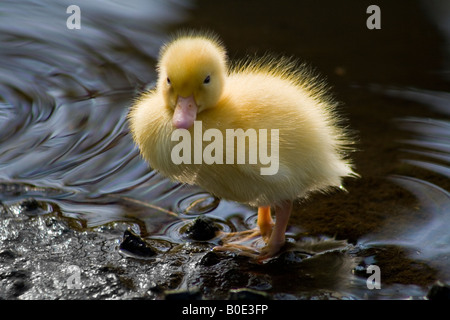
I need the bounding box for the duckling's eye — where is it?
[167,77,171,85]
[203,75,210,84]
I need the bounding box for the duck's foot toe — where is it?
[218,229,262,243]
[213,228,284,262]
[257,240,285,261]
[213,228,265,259]
[213,243,260,259]
[213,242,284,262]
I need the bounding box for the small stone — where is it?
[9,279,29,298]
[198,251,222,266]
[185,215,219,241]
[0,249,17,262]
[2,270,32,298]
[20,198,40,215]
[427,281,450,300]
[119,229,157,258]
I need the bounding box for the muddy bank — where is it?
[0,194,356,300]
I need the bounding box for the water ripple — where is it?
[362,86,450,283]
[0,0,192,226]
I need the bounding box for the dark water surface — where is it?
[0,0,449,299]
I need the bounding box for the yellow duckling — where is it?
[128,31,356,259]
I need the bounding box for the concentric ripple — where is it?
[360,87,450,284]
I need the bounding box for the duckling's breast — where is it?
[130,73,354,207]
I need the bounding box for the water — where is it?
[0,0,449,299]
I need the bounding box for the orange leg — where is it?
[257,205,274,241]
[260,200,292,259]
[214,201,292,260]
[218,205,273,244]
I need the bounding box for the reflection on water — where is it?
[388,176,450,260]
[0,0,449,299]
[0,0,193,225]
[360,87,450,286]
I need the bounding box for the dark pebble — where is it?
[277,250,310,264]
[10,279,30,298]
[1,270,32,298]
[228,288,271,300]
[198,251,222,266]
[185,215,219,241]
[119,229,157,258]
[427,282,450,300]
[0,249,17,262]
[20,198,40,215]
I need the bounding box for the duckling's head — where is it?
[157,33,227,129]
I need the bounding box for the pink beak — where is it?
[172,95,197,129]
